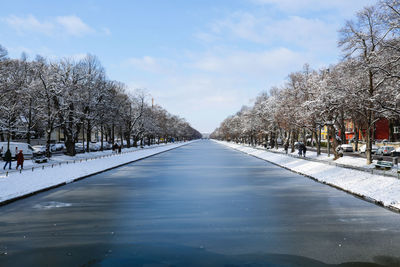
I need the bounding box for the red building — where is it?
[342,118,399,143]
[375,118,390,140]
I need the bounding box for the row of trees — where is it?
[211,0,400,164]
[0,46,201,156]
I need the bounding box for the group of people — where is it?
[298,142,307,157]
[2,147,24,170]
[283,142,307,157]
[112,143,122,153]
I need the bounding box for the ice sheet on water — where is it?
[33,201,72,209]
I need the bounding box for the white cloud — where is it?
[56,15,94,36]
[210,12,264,43]
[193,48,306,77]
[4,14,54,35]
[126,56,176,74]
[198,11,338,53]
[250,0,378,15]
[3,14,95,37]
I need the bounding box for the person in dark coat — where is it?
[16,150,24,170]
[303,144,307,157]
[298,143,303,156]
[3,149,12,170]
[118,145,122,154]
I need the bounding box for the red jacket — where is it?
[16,152,24,165]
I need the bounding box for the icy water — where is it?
[1,140,400,266]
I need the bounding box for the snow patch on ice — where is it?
[33,201,72,209]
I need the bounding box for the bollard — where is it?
[52,164,53,168]
[42,166,44,170]
[6,171,8,177]
[32,167,34,172]
[67,161,68,165]
[19,169,22,174]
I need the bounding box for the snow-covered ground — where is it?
[1,142,177,173]
[215,140,400,212]
[0,141,194,204]
[246,143,398,173]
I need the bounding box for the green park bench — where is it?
[375,160,394,170]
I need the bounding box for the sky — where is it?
[0,0,377,133]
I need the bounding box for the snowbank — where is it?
[215,140,400,212]
[0,141,194,205]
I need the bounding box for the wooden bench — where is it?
[375,160,394,170]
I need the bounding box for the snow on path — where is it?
[0,141,194,204]
[216,140,400,211]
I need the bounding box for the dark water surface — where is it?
[0,140,400,266]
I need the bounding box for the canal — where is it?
[0,140,399,266]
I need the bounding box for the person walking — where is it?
[284,142,289,154]
[118,144,122,154]
[303,144,307,157]
[16,150,24,170]
[3,149,12,170]
[298,143,303,156]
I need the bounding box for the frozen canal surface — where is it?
[1,140,400,266]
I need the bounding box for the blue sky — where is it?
[0,0,377,133]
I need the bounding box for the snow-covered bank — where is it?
[0,141,194,205]
[215,140,400,212]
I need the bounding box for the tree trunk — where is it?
[100,125,104,151]
[46,130,52,158]
[6,120,11,151]
[354,125,359,152]
[290,130,296,153]
[340,109,346,143]
[316,126,321,156]
[327,127,331,157]
[111,124,115,143]
[27,98,32,144]
[366,125,373,164]
[86,120,91,152]
[125,132,131,148]
[65,137,75,156]
[82,121,85,152]
[119,127,123,148]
